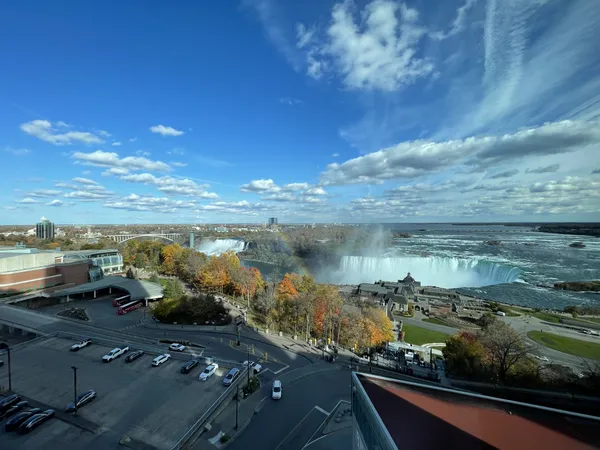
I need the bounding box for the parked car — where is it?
[18,409,55,434]
[152,354,171,367]
[181,360,199,374]
[0,394,21,412]
[125,350,144,363]
[70,338,92,351]
[169,343,186,352]
[102,346,129,362]
[0,401,29,419]
[223,368,240,386]
[199,364,218,381]
[272,380,282,400]
[66,390,96,412]
[5,408,41,431]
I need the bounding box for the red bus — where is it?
[117,300,142,315]
[112,295,130,307]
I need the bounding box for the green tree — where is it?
[443,331,485,377]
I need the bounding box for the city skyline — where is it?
[2,0,600,225]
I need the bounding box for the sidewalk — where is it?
[193,387,263,450]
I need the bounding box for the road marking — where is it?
[272,364,289,375]
[274,406,321,450]
[314,406,329,415]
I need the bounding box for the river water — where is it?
[245,224,600,311]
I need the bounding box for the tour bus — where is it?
[117,300,142,315]
[112,295,131,307]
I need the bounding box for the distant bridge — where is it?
[106,233,183,244]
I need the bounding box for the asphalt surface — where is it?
[225,366,351,450]
[0,335,228,449]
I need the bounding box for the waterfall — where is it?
[197,239,246,256]
[335,255,522,288]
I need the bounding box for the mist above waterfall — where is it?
[197,239,246,256]
[329,255,522,288]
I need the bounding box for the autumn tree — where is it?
[275,274,299,332]
[480,321,529,383]
[443,331,486,377]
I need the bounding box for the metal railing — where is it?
[171,367,248,449]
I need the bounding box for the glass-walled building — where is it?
[63,249,123,274]
[36,216,55,240]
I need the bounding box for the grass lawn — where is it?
[582,317,600,325]
[527,331,600,360]
[402,324,451,346]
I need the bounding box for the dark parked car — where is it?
[0,394,21,412]
[0,401,29,419]
[18,409,55,434]
[125,350,144,363]
[5,408,41,431]
[66,390,96,412]
[181,360,199,374]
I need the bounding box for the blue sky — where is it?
[1,0,599,225]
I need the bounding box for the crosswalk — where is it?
[118,322,143,331]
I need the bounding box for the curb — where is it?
[221,391,263,449]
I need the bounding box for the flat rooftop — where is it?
[355,373,600,449]
[50,275,163,300]
[62,249,120,257]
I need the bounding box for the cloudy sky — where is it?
[1,0,599,225]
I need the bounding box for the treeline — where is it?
[443,317,599,392]
[124,240,394,349]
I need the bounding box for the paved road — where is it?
[400,317,459,334]
[0,304,310,371]
[226,366,351,450]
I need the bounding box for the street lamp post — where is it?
[0,343,11,391]
[247,346,251,387]
[71,366,78,415]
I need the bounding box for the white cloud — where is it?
[305,186,327,195]
[26,189,62,198]
[3,147,31,156]
[64,191,111,200]
[120,173,218,198]
[282,182,311,192]
[171,161,188,167]
[102,167,130,177]
[46,199,63,207]
[322,120,600,185]
[72,177,99,185]
[430,0,478,40]
[488,169,519,179]
[296,0,434,91]
[129,137,137,142]
[149,125,185,136]
[105,195,196,213]
[136,150,151,157]
[18,198,39,204]
[73,150,172,172]
[241,179,281,193]
[20,120,104,145]
[112,141,122,146]
[168,148,185,156]
[96,130,111,138]
[279,97,303,105]
[332,153,339,157]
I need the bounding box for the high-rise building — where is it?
[268,217,278,226]
[36,216,55,240]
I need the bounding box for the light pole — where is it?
[247,346,251,387]
[0,343,11,391]
[71,366,78,414]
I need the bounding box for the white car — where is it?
[152,354,171,367]
[71,338,92,351]
[242,361,262,374]
[199,364,219,381]
[272,380,282,400]
[532,355,549,362]
[102,346,128,362]
[169,343,186,352]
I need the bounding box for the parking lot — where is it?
[36,295,145,331]
[0,336,235,449]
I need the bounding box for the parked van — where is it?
[223,368,240,386]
